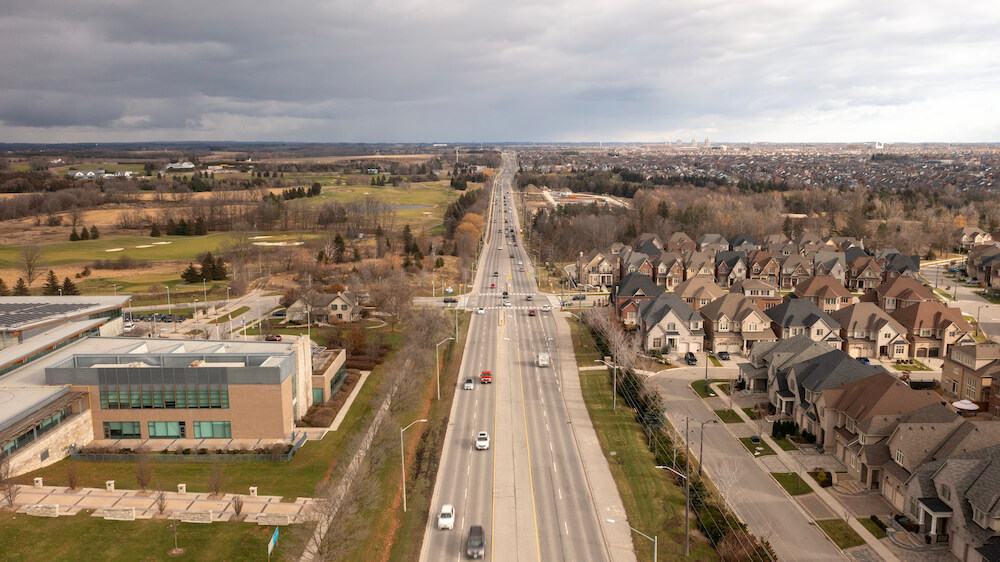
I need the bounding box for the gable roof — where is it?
[640,293,701,328]
[696,233,729,246]
[729,233,759,247]
[699,293,763,323]
[881,253,921,274]
[891,301,973,332]
[635,233,663,250]
[765,299,840,331]
[674,277,725,301]
[615,272,664,299]
[830,302,906,335]
[636,241,662,256]
[792,349,885,395]
[715,250,746,268]
[793,275,852,300]
[821,371,941,434]
[871,276,936,302]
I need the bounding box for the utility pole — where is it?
[685,416,691,557]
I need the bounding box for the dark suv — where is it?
[466,525,485,559]
[685,352,698,365]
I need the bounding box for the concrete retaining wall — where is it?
[103,507,136,521]
[257,513,290,526]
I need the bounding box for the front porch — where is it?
[916,498,953,545]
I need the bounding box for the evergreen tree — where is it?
[310,182,321,196]
[0,278,8,296]
[401,224,414,254]
[89,225,99,239]
[334,234,346,263]
[13,278,29,296]
[79,226,90,240]
[194,216,207,235]
[176,219,189,236]
[200,252,215,281]
[166,218,178,235]
[69,227,79,241]
[370,176,376,186]
[212,257,228,281]
[43,270,61,295]
[150,223,161,237]
[61,277,80,295]
[181,263,201,283]
[435,257,445,268]
[353,247,361,262]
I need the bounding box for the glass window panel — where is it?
[141,390,153,409]
[176,387,187,409]
[153,389,164,409]
[198,389,210,408]
[130,388,141,409]
[164,389,175,409]
[220,389,229,409]
[210,389,221,408]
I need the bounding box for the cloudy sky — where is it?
[1,0,998,143]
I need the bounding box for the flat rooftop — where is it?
[0,296,131,332]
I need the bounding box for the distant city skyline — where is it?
[1,1,997,143]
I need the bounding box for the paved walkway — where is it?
[298,370,372,440]
[12,484,315,523]
[709,382,901,562]
[553,311,636,562]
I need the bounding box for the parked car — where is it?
[265,334,282,342]
[572,294,586,300]
[123,322,135,331]
[475,432,490,450]
[463,378,475,390]
[857,357,871,365]
[685,352,698,365]
[717,351,731,361]
[443,297,458,303]
[438,504,455,530]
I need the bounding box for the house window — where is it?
[720,322,728,330]
[313,388,324,404]
[974,507,987,528]
[103,421,141,440]
[652,338,662,348]
[940,484,951,501]
[894,449,904,465]
[966,379,978,399]
[626,311,636,320]
[148,421,185,439]
[825,298,835,305]
[815,328,823,336]
[951,379,958,394]
[749,322,757,331]
[341,305,348,310]
[667,323,676,331]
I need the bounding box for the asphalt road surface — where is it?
[420,152,608,561]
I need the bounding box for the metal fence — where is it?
[71,432,310,464]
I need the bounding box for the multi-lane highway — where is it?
[420,152,609,561]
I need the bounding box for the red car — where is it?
[480,371,492,384]
[490,283,496,289]
[264,334,282,341]
[528,310,536,316]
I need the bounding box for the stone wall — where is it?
[9,412,94,477]
[257,513,290,526]
[102,507,136,521]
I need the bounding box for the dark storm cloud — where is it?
[0,0,998,142]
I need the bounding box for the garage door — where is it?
[849,347,863,358]
[916,348,928,357]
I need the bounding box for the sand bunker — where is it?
[252,241,303,247]
[135,245,153,248]
[250,235,273,240]
[151,241,172,245]
[105,248,124,252]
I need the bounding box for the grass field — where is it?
[815,519,865,549]
[212,306,250,324]
[770,472,811,496]
[739,437,775,456]
[567,317,603,367]
[0,511,305,561]
[857,517,888,539]
[713,409,743,424]
[690,379,727,398]
[774,437,799,451]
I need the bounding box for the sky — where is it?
[1,0,998,143]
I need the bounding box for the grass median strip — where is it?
[713,409,743,424]
[691,379,726,398]
[816,519,865,549]
[858,517,887,539]
[739,437,776,456]
[770,472,811,496]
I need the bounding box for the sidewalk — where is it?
[709,382,901,562]
[12,483,315,523]
[553,311,636,562]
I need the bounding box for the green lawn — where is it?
[131,307,194,318]
[0,511,306,561]
[738,437,776,456]
[708,355,723,367]
[774,437,799,451]
[892,359,931,372]
[567,317,603,367]
[713,409,743,424]
[690,379,727,398]
[858,517,888,539]
[770,472,811,496]
[578,372,717,560]
[816,519,865,549]
[212,306,250,324]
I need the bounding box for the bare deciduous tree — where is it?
[66,461,79,490]
[0,454,17,507]
[155,489,168,514]
[232,494,244,517]
[208,460,226,496]
[17,245,44,286]
[135,448,153,491]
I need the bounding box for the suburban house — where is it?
[813,252,847,285]
[652,251,685,289]
[715,251,748,288]
[287,291,363,324]
[902,433,1000,558]
[620,250,653,280]
[772,349,885,430]
[612,272,664,327]
[699,293,776,354]
[674,277,725,311]
[731,279,783,311]
[956,226,993,251]
[739,335,833,394]
[729,234,761,254]
[666,232,697,253]
[891,301,975,358]
[696,233,729,255]
[683,252,715,281]
[635,233,664,251]
[814,372,941,490]
[862,276,937,313]
[847,256,884,291]
[830,302,909,359]
[637,293,704,354]
[968,244,1000,287]
[792,275,854,313]
[878,252,922,280]
[576,250,619,289]
[779,254,814,289]
[746,250,780,284]
[764,299,842,347]
[941,342,1000,406]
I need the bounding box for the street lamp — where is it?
[435,337,455,400]
[655,415,693,556]
[696,419,719,477]
[112,283,118,296]
[202,278,208,309]
[605,519,657,562]
[400,418,428,512]
[977,304,987,337]
[595,359,619,413]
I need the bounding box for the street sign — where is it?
[268,526,279,559]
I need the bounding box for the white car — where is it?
[463,378,475,390]
[477,307,485,315]
[502,300,511,307]
[438,504,455,530]
[541,305,551,312]
[475,432,490,450]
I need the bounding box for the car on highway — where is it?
[437,504,455,530]
[685,351,698,365]
[443,297,458,303]
[490,283,495,289]
[528,309,536,316]
[541,304,551,312]
[463,378,474,390]
[265,334,282,342]
[525,295,532,301]
[475,432,490,450]
[561,300,573,307]
[466,525,485,559]
[502,300,511,307]
[480,371,492,383]
[476,307,485,315]
[493,271,498,277]
[718,351,731,361]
